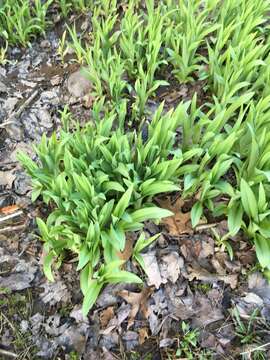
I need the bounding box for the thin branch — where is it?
[0,211,24,224]
[0,348,18,358]
[240,342,270,355]
[0,223,27,233]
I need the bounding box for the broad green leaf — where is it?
[113,186,133,218]
[224,241,234,261]
[131,207,173,223]
[254,234,270,270]
[80,264,91,296]
[103,260,125,273]
[36,218,49,241]
[134,232,160,253]
[240,179,258,221]
[191,202,203,228]
[140,181,179,197]
[104,270,142,284]
[133,253,146,271]
[77,243,90,271]
[110,225,126,252]
[103,181,125,193]
[82,280,103,316]
[258,183,267,213]
[228,203,243,235]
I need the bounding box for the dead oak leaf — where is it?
[118,287,153,329]
[157,197,192,235]
[100,306,115,329]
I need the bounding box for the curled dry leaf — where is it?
[118,287,153,329]
[158,197,192,235]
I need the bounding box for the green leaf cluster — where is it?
[0,0,52,46]
[18,103,186,315]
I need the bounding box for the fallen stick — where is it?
[0,89,39,128]
[0,223,27,233]
[0,348,18,358]
[240,342,270,356]
[0,210,24,223]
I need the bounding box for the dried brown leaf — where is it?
[100,306,115,329]
[187,263,238,289]
[158,197,192,235]
[118,287,153,329]
[138,327,149,345]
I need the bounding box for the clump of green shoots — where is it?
[18,102,188,314]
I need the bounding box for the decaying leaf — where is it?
[100,307,115,329]
[40,280,71,306]
[186,263,238,289]
[160,252,184,283]
[118,287,153,328]
[158,197,192,235]
[0,170,16,188]
[141,252,163,288]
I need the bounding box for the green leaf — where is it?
[224,241,234,261]
[140,181,179,197]
[77,243,90,271]
[134,232,160,253]
[131,207,173,223]
[240,179,258,221]
[103,181,125,193]
[103,260,125,273]
[254,234,270,270]
[228,203,243,235]
[191,202,203,228]
[36,218,49,240]
[258,183,267,213]
[113,185,133,218]
[133,253,146,271]
[110,225,126,252]
[80,264,91,296]
[32,188,42,202]
[82,280,103,316]
[104,270,142,284]
[43,251,55,282]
